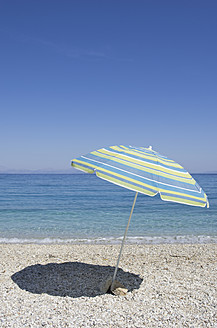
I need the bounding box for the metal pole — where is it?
[112,192,138,284]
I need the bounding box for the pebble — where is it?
[0,243,216,327]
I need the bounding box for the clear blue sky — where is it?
[0,0,217,173]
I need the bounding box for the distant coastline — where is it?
[1,164,217,175]
[0,170,216,175]
[0,168,78,174]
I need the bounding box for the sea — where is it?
[0,174,216,244]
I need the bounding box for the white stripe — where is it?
[128,146,171,161]
[159,193,207,207]
[81,156,202,194]
[101,148,189,176]
[96,172,158,196]
[72,165,91,174]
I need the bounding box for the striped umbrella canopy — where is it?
[71,145,209,208]
[71,145,209,292]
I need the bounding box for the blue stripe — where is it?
[71,145,209,208]
[127,145,173,161]
[85,153,197,191]
[95,149,190,179]
[160,192,205,204]
[79,156,159,189]
[75,156,206,200]
[104,146,186,173]
[79,155,200,194]
[72,160,94,172]
[157,181,205,197]
[97,171,157,194]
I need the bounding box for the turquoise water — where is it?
[0,174,216,244]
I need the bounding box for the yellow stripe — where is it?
[155,154,184,169]
[129,147,175,163]
[133,148,177,166]
[111,146,158,161]
[110,146,183,169]
[91,151,194,185]
[118,145,176,164]
[71,163,94,174]
[97,149,190,179]
[72,160,207,203]
[160,194,206,207]
[119,145,129,150]
[73,159,159,192]
[159,188,206,202]
[96,172,156,196]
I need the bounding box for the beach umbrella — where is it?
[71,145,209,292]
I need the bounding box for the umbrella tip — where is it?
[148,145,152,150]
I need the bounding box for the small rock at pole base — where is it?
[111,280,128,296]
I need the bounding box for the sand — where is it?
[0,243,216,327]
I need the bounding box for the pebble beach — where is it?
[0,243,216,327]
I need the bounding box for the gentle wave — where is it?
[1,174,216,242]
[0,235,217,245]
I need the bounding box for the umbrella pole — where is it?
[112,192,138,284]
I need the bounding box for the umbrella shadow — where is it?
[11,262,143,298]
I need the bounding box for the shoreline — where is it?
[0,234,217,245]
[0,243,216,327]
